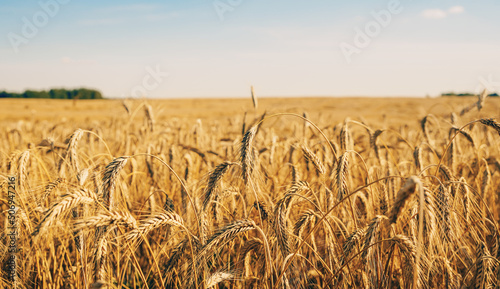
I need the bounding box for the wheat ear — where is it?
[58,128,84,176]
[101,157,128,209]
[301,145,325,175]
[33,189,96,236]
[387,176,420,224]
[240,126,257,185]
[336,153,349,201]
[250,85,258,110]
[126,211,183,242]
[202,161,234,211]
[75,210,137,232]
[205,271,234,288]
[479,118,500,136]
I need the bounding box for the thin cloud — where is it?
[421,9,447,19]
[421,6,465,19]
[61,57,97,65]
[448,6,465,14]
[98,4,160,13]
[141,12,180,22]
[78,18,123,26]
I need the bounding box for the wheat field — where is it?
[1,95,500,288]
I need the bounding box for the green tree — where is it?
[0,88,104,99]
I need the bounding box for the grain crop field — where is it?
[2,96,500,288]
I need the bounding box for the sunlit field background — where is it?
[2,0,500,287]
[2,96,500,288]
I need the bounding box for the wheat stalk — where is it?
[371,129,383,161]
[126,211,183,242]
[241,238,263,277]
[205,271,234,288]
[58,129,83,176]
[121,100,130,115]
[479,118,500,136]
[94,156,128,283]
[202,161,235,211]
[301,145,325,175]
[254,201,272,223]
[473,242,494,289]
[101,157,128,210]
[250,85,258,110]
[388,176,419,224]
[341,228,367,265]
[144,104,154,132]
[361,215,387,260]
[41,178,65,205]
[274,196,292,258]
[436,184,451,240]
[75,210,137,232]
[17,150,30,192]
[33,189,96,236]
[199,220,256,259]
[240,126,257,185]
[190,220,258,287]
[336,153,349,201]
[340,121,351,152]
[413,146,423,172]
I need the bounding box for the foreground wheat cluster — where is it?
[2,96,500,288]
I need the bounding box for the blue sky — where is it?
[1,0,499,98]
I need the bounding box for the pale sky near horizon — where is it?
[1,0,499,98]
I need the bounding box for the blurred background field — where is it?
[2,96,497,124]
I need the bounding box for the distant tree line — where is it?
[0,88,104,99]
[441,92,499,97]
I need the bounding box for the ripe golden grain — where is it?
[3,96,500,288]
